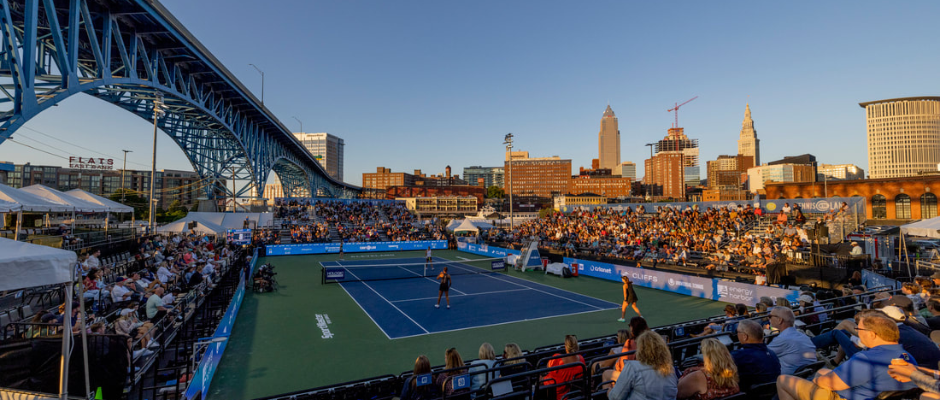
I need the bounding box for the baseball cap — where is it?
[798,294,814,303]
[885,295,914,310]
[881,306,906,321]
[116,277,125,282]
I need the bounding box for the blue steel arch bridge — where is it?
[0,0,361,206]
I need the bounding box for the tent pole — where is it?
[76,280,91,398]
[70,210,75,232]
[105,211,110,235]
[59,270,75,399]
[14,210,21,241]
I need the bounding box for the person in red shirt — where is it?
[542,335,585,400]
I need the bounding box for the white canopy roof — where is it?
[900,216,940,239]
[0,237,76,291]
[0,197,20,213]
[20,185,109,212]
[66,189,134,213]
[449,219,480,233]
[0,183,72,212]
[156,219,226,236]
[464,219,495,229]
[186,212,274,229]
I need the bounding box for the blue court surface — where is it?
[322,257,619,339]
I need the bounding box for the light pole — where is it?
[121,150,131,203]
[249,64,264,105]
[292,116,303,134]
[149,94,167,233]
[503,133,514,230]
[645,143,655,200]
[230,166,237,213]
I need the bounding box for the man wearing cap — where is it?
[850,241,863,256]
[110,277,136,303]
[885,295,931,335]
[881,305,940,368]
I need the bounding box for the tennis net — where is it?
[321,257,507,283]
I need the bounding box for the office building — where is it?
[644,152,685,199]
[704,155,754,201]
[747,163,816,193]
[569,175,632,198]
[362,167,420,191]
[860,97,940,179]
[463,166,504,188]
[616,162,636,180]
[504,156,571,201]
[655,127,700,187]
[737,104,761,166]
[598,105,621,171]
[292,132,345,181]
[505,151,529,161]
[397,196,478,216]
[817,163,865,181]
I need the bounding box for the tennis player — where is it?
[426,247,433,270]
[619,274,641,322]
[434,266,452,309]
[338,242,344,260]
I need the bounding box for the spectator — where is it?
[607,331,678,400]
[82,268,109,301]
[501,343,527,376]
[677,338,740,400]
[731,319,780,391]
[881,306,940,368]
[469,343,500,393]
[435,348,468,398]
[400,355,439,400]
[777,314,918,400]
[886,296,931,335]
[850,241,863,256]
[925,297,940,331]
[887,360,940,398]
[146,286,169,322]
[607,317,650,381]
[110,277,136,303]
[693,305,738,337]
[542,335,585,400]
[768,306,818,375]
[847,271,863,287]
[596,329,631,372]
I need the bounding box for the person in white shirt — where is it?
[111,278,134,303]
[156,262,175,284]
[850,241,864,256]
[86,250,101,270]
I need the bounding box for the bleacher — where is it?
[256,286,906,400]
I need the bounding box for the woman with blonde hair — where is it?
[469,343,500,392]
[501,343,527,376]
[435,348,467,397]
[608,331,678,400]
[677,338,740,400]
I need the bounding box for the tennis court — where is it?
[323,256,619,339]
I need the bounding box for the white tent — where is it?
[445,219,462,231]
[20,185,109,212]
[0,238,84,399]
[156,219,226,236]
[0,197,20,213]
[0,183,71,212]
[466,220,495,229]
[65,189,134,213]
[449,219,480,234]
[900,216,940,239]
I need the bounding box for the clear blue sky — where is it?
[1,0,937,187]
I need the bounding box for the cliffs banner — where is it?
[565,257,799,304]
[265,240,447,256]
[456,241,521,258]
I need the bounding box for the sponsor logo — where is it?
[325,269,345,280]
[316,314,334,339]
[766,203,777,211]
[815,200,831,212]
[590,265,613,274]
[717,284,755,302]
[668,278,675,286]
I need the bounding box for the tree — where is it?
[538,207,555,218]
[486,186,505,199]
[109,189,149,220]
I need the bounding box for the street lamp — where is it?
[249,64,264,105]
[292,116,303,134]
[503,133,514,230]
[645,143,655,200]
[149,93,167,233]
[121,150,132,203]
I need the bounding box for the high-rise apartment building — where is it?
[860,97,940,179]
[616,162,636,180]
[504,156,571,200]
[463,166,504,188]
[598,105,620,171]
[654,127,700,188]
[362,167,419,191]
[704,155,754,201]
[817,164,865,181]
[292,132,345,181]
[644,153,685,199]
[737,104,761,166]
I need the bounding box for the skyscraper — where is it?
[737,103,760,166]
[598,105,620,171]
[655,127,700,187]
[861,97,940,179]
[292,132,345,181]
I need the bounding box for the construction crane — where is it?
[667,96,698,128]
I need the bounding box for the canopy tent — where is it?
[900,216,940,239]
[185,212,274,229]
[0,197,20,213]
[0,183,72,212]
[65,189,134,213]
[445,219,462,232]
[20,185,109,212]
[449,219,480,234]
[156,219,226,236]
[465,219,495,229]
[0,237,84,399]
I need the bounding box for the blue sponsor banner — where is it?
[415,373,432,387]
[491,260,506,270]
[861,269,901,290]
[452,374,471,390]
[565,257,799,304]
[266,240,447,256]
[184,249,258,399]
[559,197,865,215]
[456,241,521,258]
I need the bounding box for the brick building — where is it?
[385,185,485,206]
[569,175,632,197]
[644,152,685,199]
[764,175,940,220]
[504,156,571,201]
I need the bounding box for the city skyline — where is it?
[0,1,935,189]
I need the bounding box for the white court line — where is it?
[448,263,614,310]
[320,261,392,340]
[390,306,618,340]
[335,260,429,334]
[394,265,467,296]
[392,288,530,303]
